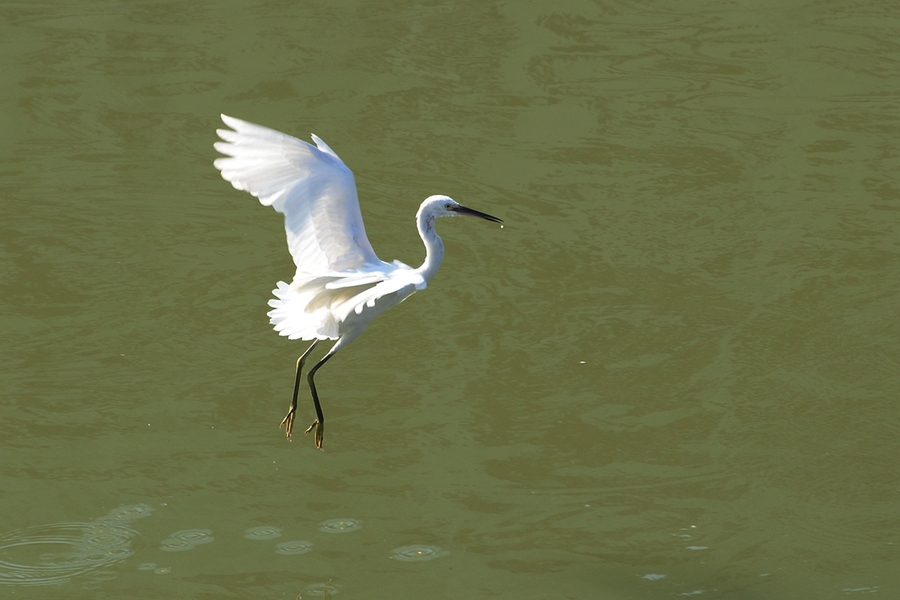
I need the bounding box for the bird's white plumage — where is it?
[214,114,379,274]
[213,114,425,342]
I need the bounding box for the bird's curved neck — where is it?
[415,214,444,283]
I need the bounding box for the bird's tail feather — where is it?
[267,281,340,340]
[267,268,426,340]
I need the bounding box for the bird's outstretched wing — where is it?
[213,114,381,275]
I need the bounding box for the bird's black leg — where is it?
[304,352,335,450]
[281,339,319,440]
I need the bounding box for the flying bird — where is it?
[213,115,502,449]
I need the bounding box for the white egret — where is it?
[213,115,502,449]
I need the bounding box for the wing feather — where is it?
[265,268,425,340]
[213,114,381,275]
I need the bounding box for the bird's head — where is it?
[417,195,503,227]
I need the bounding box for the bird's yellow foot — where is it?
[280,408,296,440]
[305,420,324,449]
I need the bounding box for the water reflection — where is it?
[0,504,152,586]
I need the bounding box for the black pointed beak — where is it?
[452,204,503,224]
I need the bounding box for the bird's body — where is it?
[213,115,501,448]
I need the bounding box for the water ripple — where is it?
[159,529,214,552]
[0,504,153,586]
[305,582,340,596]
[168,529,214,544]
[318,518,362,533]
[97,504,154,524]
[159,539,193,552]
[390,544,449,562]
[243,526,282,540]
[137,562,170,575]
[275,540,313,555]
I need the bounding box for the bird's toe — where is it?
[280,409,295,440]
[305,420,324,450]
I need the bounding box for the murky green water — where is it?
[2,1,899,598]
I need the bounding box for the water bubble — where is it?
[275,540,313,555]
[153,566,171,575]
[318,518,362,533]
[390,544,449,562]
[243,526,282,540]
